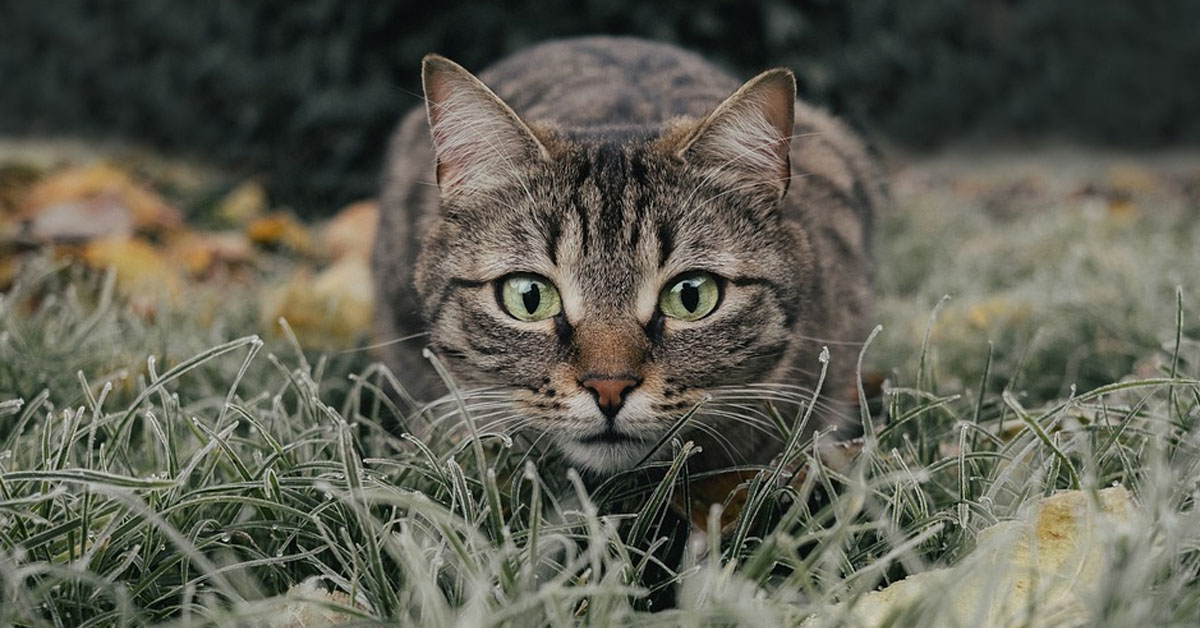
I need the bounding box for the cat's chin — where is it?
[556,437,658,475]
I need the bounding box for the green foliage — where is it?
[2,1,1198,214]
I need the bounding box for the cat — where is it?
[372,37,883,475]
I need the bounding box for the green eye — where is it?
[499,274,562,321]
[659,272,720,321]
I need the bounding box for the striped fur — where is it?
[372,37,885,474]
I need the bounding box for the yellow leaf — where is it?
[216,181,268,226]
[22,164,182,239]
[321,200,378,261]
[262,256,374,349]
[247,212,313,254]
[81,237,183,310]
[803,486,1135,628]
[168,230,255,277]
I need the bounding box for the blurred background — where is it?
[2,0,1198,215]
[4,0,1200,403]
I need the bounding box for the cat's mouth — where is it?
[557,422,660,474]
[576,427,640,445]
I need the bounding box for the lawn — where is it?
[2,143,1199,626]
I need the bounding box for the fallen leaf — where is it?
[247,211,314,255]
[0,161,42,215]
[29,197,136,242]
[803,486,1135,628]
[216,181,268,226]
[262,256,374,349]
[1107,198,1138,220]
[21,164,182,240]
[264,578,368,627]
[81,236,183,313]
[1107,163,1158,194]
[321,200,378,261]
[169,230,256,278]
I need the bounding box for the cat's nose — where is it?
[579,375,641,420]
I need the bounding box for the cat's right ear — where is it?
[422,55,549,195]
[677,68,796,201]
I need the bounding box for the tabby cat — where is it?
[372,37,883,475]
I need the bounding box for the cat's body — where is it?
[373,37,883,474]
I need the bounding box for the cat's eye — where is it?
[499,274,562,322]
[659,272,721,321]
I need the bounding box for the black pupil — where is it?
[680,281,700,312]
[521,282,541,314]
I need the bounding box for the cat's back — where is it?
[474,36,740,127]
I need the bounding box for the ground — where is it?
[1,140,1199,626]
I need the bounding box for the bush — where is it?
[2,0,1198,214]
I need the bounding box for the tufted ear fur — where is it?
[678,68,796,200]
[422,55,549,195]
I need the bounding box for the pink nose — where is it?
[579,376,640,419]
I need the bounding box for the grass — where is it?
[3,149,1200,626]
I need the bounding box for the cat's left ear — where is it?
[678,68,796,200]
[422,54,550,195]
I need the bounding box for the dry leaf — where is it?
[264,578,366,627]
[321,200,378,261]
[262,256,374,349]
[247,211,314,254]
[216,181,268,226]
[31,197,136,241]
[803,486,1135,628]
[0,162,42,216]
[1107,163,1158,194]
[21,164,182,240]
[169,230,255,278]
[81,237,183,311]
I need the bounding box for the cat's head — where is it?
[414,55,812,474]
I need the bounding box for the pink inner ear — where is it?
[682,69,796,196]
[422,57,546,194]
[423,71,464,187]
[424,68,496,190]
[741,88,794,182]
[757,78,796,163]
[733,72,796,186]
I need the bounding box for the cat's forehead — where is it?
[560,124,662,144]
[512,134,762,263]
[451,130,771,289]
[553,132,663,184]
[542,134,751,241]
